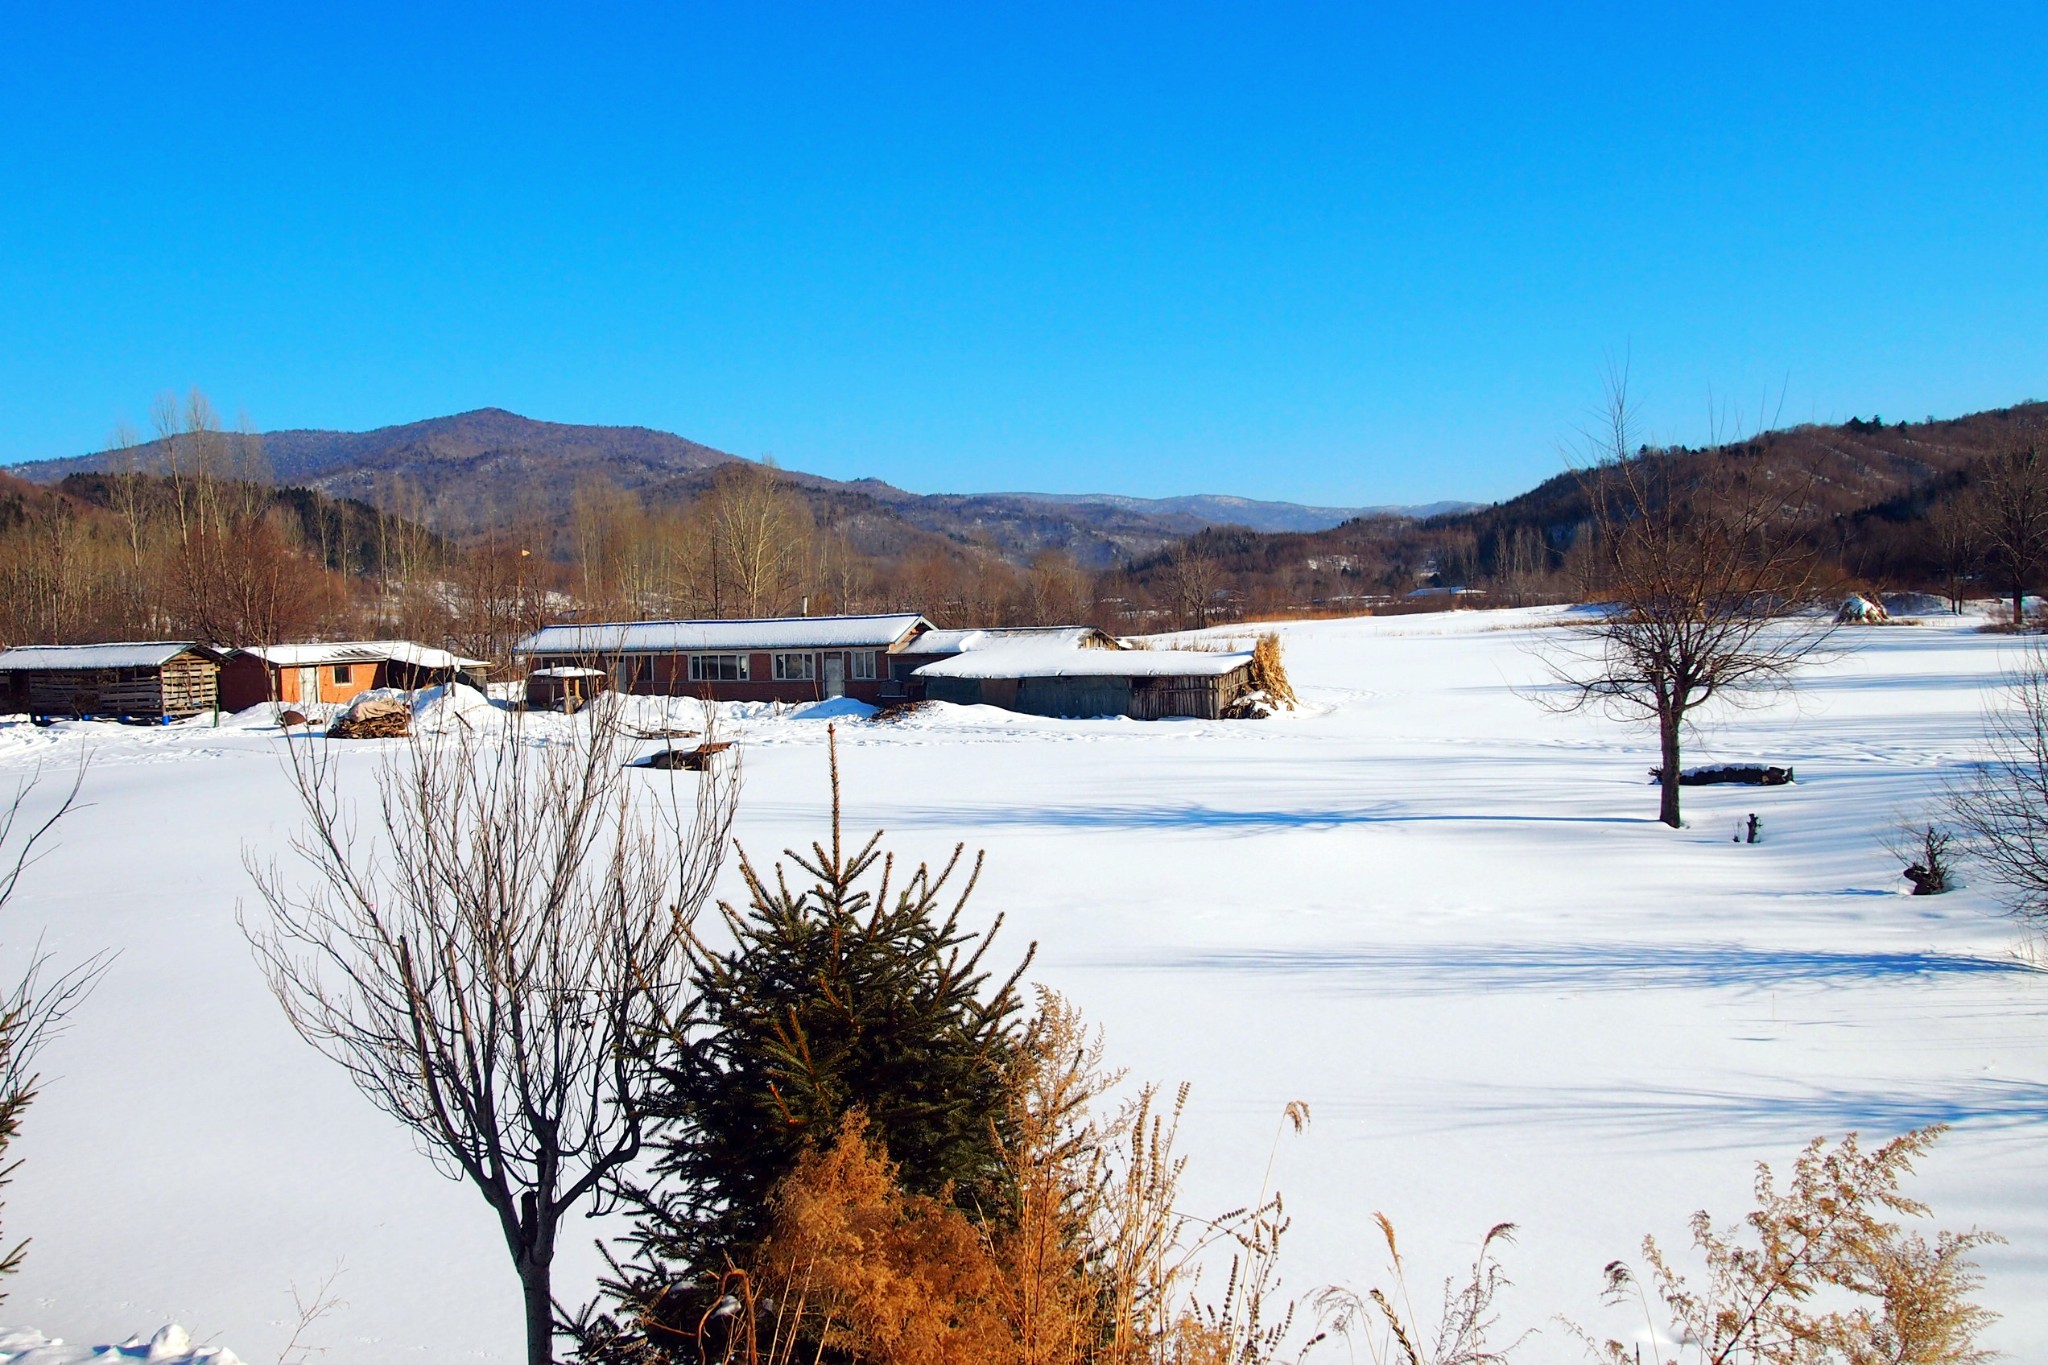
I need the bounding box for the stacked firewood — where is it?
[328,698,411,740]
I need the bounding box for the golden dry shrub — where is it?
[757,1113,1014,1365]
[1249,634,1298,709]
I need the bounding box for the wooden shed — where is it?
[0,642,224,721]
[914,640,1255,720]
[218,641,493,712]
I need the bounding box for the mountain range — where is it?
[5,409,1467,568]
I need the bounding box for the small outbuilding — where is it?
[218,641,493,712]
[521,666,610,712]
[914,639,1255,719]
[0,642,224,721]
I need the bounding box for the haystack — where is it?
[1247,633,1298,708]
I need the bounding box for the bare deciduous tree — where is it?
[244,706,736,1365]
[1947,640,2048,928]
[1966,432,2048,626]
[1542,376,1837,827]
[0,760,108,1295]
[1163,535,1223,631]
[705,462,812,618]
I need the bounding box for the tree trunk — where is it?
[2017,584,2027,627]
[520,1259,554,1365]
[1658,709,1683,828]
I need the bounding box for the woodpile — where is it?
[1649,764,1795,787]
[626,726,702,741]
[643,741,734,771]
[328,697,410,740]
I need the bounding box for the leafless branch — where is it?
[242,699,736,1365]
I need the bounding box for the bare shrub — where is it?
[1881,823,1956,896]
[1587,1126,1998,1365]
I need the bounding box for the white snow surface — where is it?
[0,644,207,671]
[0,1324,240,1363]
[0,607,2044,1361]
[906,625,1108,655]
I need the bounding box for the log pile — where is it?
[643,741,734,771]
[1649,764,1795,786]
[328,697,411,740]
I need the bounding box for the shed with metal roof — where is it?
[512,614,937,704]
[0,642,225,721]
[218,641,494,711]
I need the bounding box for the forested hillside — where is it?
[3,396,2040,659]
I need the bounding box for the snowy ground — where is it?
[0,606,2042,1362]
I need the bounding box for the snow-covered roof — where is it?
[0,642,215,671]
[514,614,934,656]
[905,626,1110,656]
[528,666,607,678]
[915,641,1252,680]
[233,641,492,671]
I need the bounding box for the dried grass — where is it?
[1247,634,1298,710]
[1585,1125,2000,1365]
[703,991,1308,1365]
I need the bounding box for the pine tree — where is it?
[580,728,1032,1361]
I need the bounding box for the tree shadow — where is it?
[888,801,1644,832]
[1104,942,2041,993]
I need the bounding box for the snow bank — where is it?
[789,696,877,721]
[410,682,498,731]
[0,1324,241,1363]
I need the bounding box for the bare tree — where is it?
[0,760,108,1295]
[705,462,811,618]
[1967,432,2048,626]
[1163,535,1223,630]
[1947,640,2048,928]
[1928,496,1982,615]
[244,705,736,1365]
[1542,375,1837,827]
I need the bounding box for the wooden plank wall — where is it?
[16,655,219,718]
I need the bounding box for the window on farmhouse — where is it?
[332,665,353,684]
[689,653,750,682]
[850,650,877,680]
[772,652,814,681]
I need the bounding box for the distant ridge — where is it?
[990,490,1479,532]
[5,407,1466,567]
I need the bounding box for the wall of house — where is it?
[15,659,217,719]
[220,659,390,711]
[923,666,1252,719]
[529,649,906,705]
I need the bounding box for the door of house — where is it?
[296,667,320,707]
[822,654,845,698]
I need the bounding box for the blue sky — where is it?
[3,3,2044,504]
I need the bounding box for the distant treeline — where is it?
[4,395,2040,660]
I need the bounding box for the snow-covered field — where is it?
[0,607,2041,1362]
